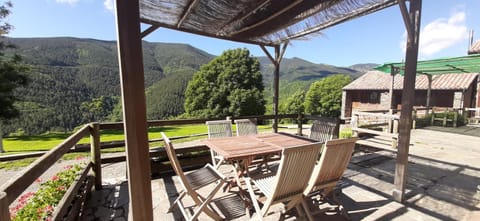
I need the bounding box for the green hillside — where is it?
[3,37,363,135]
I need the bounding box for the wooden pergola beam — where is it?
[177,0,200,28]
[141,25,159,39]
[398,0,413,39]
[393,0,422,203]
[217,0,271,35]
[141,18,277,47]
[115,0,153,220]
[283,1,397,42]
[229,0,302,36]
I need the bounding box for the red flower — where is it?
[35,178,42,183]
[75,156,85,161]
[57,186,66,191]
[64,165,73,170]
[51,175,59,181]
[45,205,54,212]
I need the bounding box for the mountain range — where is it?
[3,37,375,135]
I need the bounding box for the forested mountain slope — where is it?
[3,37,364,135]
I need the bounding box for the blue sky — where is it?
[7,0,480,67]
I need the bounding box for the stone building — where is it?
[341,71,479,119]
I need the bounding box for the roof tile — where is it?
[343,71,478,90]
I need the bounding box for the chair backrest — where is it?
[304,137,358,194]
[269,142,322,203]
[309,119,337,143]
[206,120,233,138]
[234,118,258,136]
[161,132,190,190]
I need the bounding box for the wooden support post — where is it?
[425,74,432,115]
[0,123,4,153]
[0,192,10,221]
[388,67,396,133]
[115,0,153,220]
[273,45,280,133]
[89,123,102,190]
[393,0,422,203]
[260,42,288,133]
[297,113,303,136]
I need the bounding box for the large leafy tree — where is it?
[184,48,265,118]
[304,74,351,117]
[281,89,306,114]
[0,1,28,152]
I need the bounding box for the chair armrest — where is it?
[204,163,227,180]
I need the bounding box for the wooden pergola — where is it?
[113,0,423,220]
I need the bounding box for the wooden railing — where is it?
[351,111,400,149]
[0,124,98,221]
[464,108,480,125]
[1,114,309,220]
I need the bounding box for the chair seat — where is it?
[186,166,223,190]
[252,175,276,198]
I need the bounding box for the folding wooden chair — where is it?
[309,119,337,143]
[235,118,258,136]
[302,137,358,221]
[206,120,233,168]
[161,132,227,221]
[245,142,322,220]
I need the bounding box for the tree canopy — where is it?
[281,89,305,114]
[0,1,27,121]
[305,74,351,117]
[184,48,265,118]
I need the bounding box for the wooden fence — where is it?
[2,113,328,220]
[351,111,400,149]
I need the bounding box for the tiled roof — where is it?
[343,71,478,90]
[469,40,480,54]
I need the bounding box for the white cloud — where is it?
[104,0,114,12]
[400,11,468,57]
[55,0,79,5]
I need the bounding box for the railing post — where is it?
[89,123,102,190]
[297,113,303,136]
[453,111,458,128]
[351,113,359,137]
[392,119,399,149]
[388,109,394,133]
[430,109,435,125]
[0,192,11,221]
[412,109,417,129]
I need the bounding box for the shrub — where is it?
[10,164,83,220]
[339,128,353,139]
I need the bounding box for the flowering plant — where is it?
[10,164,83,220]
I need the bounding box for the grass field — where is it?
[0,123,278,169]
[2,123,274,153]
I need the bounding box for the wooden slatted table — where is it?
[203,132,314,200]
[203,132,313,161]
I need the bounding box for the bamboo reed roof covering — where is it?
[140,0,397,46]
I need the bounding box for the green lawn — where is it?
[0,123,277,169]
[2,123,273,153]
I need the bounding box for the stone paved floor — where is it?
[81,127,480,220]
